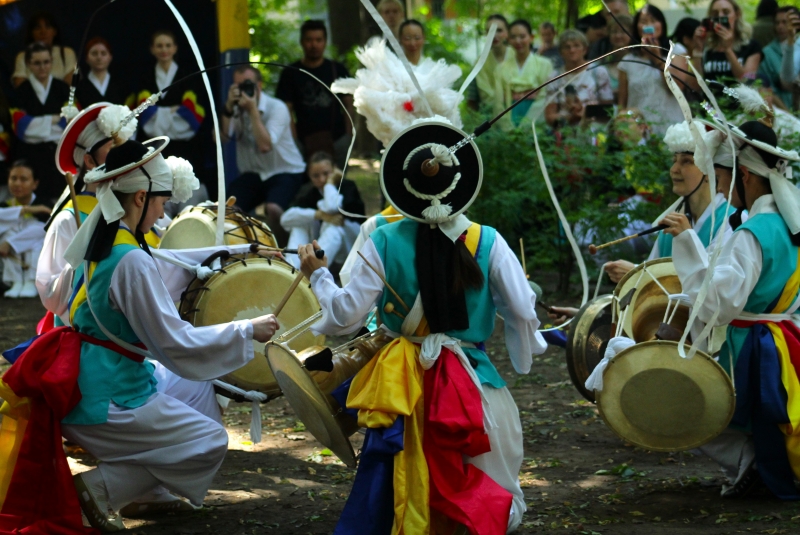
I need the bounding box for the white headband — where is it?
[737,145,800,235]
[74,121,109,167]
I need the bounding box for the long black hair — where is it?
[25,11,65,66]
[632,4,670,56]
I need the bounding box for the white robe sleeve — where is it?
[0,206,22,230]
[317,184,342,214]
[142,107,194,141]
[339,215,379,286]
[488,233,547,374]
[280,207,317,230]
[20,116,56,143]
[36,211,78,315]
[5,222,44,253]
[672,228,762,326]
[109,249,255,381]
[310,238,384,336]
[152,244,252,301]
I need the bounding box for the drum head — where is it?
[565,295,613,402]
[613,258,683,341]
[159,205,276,250]
[267,342,357,467]
[182,257,323,395]
[597,341,735,452]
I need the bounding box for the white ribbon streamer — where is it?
[458,23,498,96]
[212,379,268,443]
[584,336,635,392]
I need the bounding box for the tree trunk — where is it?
[328,0,362,57]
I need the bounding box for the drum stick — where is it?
[251,244,325,259]
[273,271,305,318]
[588,225,667,255]
[65,172,81,229]
[383,302,406,320]
[519,238,527,275]
[357,251,410,313]
[226,196,237,207]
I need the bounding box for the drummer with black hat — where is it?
[298,118,546,533]
[664,115,800,500]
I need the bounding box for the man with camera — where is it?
[221,65,306,245]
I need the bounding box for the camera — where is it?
[642,25,655,35]
[701,16,730,31]
[238,79,256,98]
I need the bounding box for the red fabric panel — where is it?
[423,347,512,535]
[0,327,97,534]
[35,312,54,336]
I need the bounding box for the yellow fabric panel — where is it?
[0,381,30,507]
[767,324,800,480]
[64,195,98,216]
[773,249,800,314]
[346,337,430,535]
[145,230,161,248]
[217,0,251,51]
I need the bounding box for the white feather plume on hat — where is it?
[331,39,463,145]
[97,105,138,144]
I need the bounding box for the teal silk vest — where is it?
[657,199,735,258]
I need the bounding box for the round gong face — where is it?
[187,257,323,394]
[597,341,735,452]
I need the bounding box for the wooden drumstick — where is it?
[226,196,237,207]
[273,271,305,318]
[588,225,667,255]
[383,302,406,320]
[357,251,410,313]
[65,172,81,229]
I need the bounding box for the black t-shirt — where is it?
[703,40,761,82]
[275,59,350,140]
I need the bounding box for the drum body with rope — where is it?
[613,258,690,343]
[179,254,322,398]
[267,330,393,467]
[159,203,276,250]
[596,340,735,451]
[566,294,614,402]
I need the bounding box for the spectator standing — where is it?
[588,0,631,60]
[618,5,690,134]
[137,30,207,189]
[671,17,702,54]
[545,30,614,128]
[578,13,608,47]
[10,43,69,204]
[691,0,761,83]
[494,19,554,129]
[468,14,512,110]
[0,160,50,298]
[399,19,426,65]
[276,20,354,170]
[537,22,564,69]
[759,7,800,109]
[280,151,364,270]
[223,66,307,246]
[75,38,130,108]
[11,12,76,89]
[376,0,405,40]
[606,14,634,98]
[752,0,779,48]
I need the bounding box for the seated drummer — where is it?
[666,118,800,500]
[4,133,280,533]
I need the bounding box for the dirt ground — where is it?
[3,294,800,535]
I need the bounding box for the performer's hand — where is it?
[604,259,636,283]
[660,212,692,237]
[0,241,10,257]
[252,314,279,343]
[548,306,579,326]
[299,240,327,279]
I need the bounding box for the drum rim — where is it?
[266,341,357,467]
[596,340,736,452]
[565,294,613,403]
[158,204,276,249]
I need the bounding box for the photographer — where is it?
[690,0,761,84]
[221,66,306,246]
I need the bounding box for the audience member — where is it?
[671,17,702,54]
[759,7,800,109]
[12,12,76,88]
[578,12,608,46]
[752,0,779,47]
[0,90,9,185]
[545,30,613,128]
[468,14,511,110]
[280,151,364,270]
[588,0,631,59]
[376,0,405,40]
[606,14,634,98]
[137,29,207,200]
[618,5,690,134]
[75,38,130,107]
[276,20,354,169]
[691,0,761,83]
[494,19,554,129]
[11,43,70,204]
[0,160,50,298]
[223,66,307,246]
[538,22,564,69]
[399,19,426,65]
